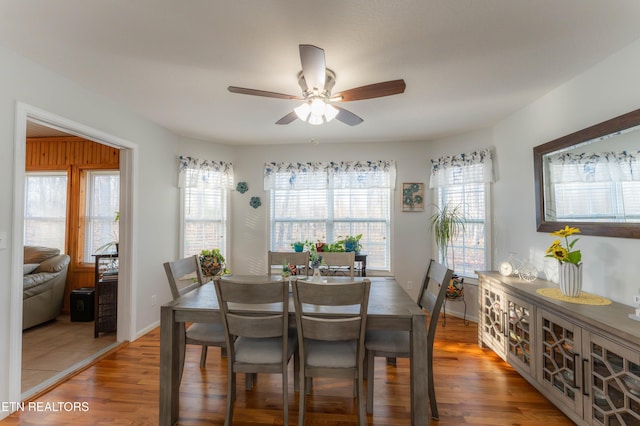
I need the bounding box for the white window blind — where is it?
[84,171,120,262]
[265,161,394,271]
[545,151,640,222]
[24,172,68,253]
[430,149,493,277]
[178,157,233,258]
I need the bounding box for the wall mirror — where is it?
[534,108,640,238]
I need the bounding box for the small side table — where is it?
[94,253,118,338]
[442,278,469,326]
[355,254,367,277]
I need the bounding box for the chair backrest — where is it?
[318,251,356,278]
[267,251,310,276]
[213,277,289,344]
[292,279,371,343]
[416,260,454,340]
[163,255,204,300]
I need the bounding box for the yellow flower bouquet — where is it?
[545,225,582,265]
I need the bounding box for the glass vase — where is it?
[311,267,323,283]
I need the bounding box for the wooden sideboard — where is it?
[477,271,640,426]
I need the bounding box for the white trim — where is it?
[10,102,139,407]
[135,320,160,340]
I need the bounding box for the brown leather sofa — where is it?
[23,246,70,330]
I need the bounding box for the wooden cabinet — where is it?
[94,254,118,338]
[478,272,640,426]
[479,280,534,378]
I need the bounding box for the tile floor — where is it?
[21,315,117,396]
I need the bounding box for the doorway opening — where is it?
[11,103,137,402]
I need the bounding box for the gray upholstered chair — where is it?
[163,255,226,380]
[213,276,297,426]
[364,259,453,419]
[318,251,355,277]
[267,250,310,276]
[292,278,371,426]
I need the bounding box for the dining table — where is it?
[159,275,431,425]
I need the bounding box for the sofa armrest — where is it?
[35,254,70,273]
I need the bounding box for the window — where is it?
[178,157,234,258]
[544,151,640,222]
[24,172,68,252]
[83,170,120,262]
[265,161,395,271]
[430,149,493,277]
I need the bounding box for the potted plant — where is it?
[429,203,466,296]
[95,211,120,254]
[337,234,363,253]
[199,248,228,277]
[290,240,309,252]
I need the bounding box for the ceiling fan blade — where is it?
[228,86,302,100]
[299,44,326,92]
[275,111,298,125]
[333,105,363,126]
[333,79,406,102]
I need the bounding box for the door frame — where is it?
[9,102,139,402]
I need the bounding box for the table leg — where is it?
[411,315,430,425]
[160,305,180,426]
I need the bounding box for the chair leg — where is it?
[427,349,438,420]
[357,371,366,426]
[225,369,236,426]
[282,367,289,426]
[442,299,447,327]
[178,328,186,384]
[293,351,300,392]
[199,345,208,368]
[366,350,374,413]
[462,297,469,326]
[245,372,257,390]
[298,374,307,426]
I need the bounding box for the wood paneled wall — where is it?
[26,136,120,313]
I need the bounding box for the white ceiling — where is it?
[4,0,640,145]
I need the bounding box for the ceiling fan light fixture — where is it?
[294,102,311,121]
[308,114,324,125]
[309,98,327,116]
[324,103,339,122]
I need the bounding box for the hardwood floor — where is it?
[4,315,573,425]
[21,315,118,397]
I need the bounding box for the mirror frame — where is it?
[534,108,640,239]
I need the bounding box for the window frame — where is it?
[434,182,491,279]
[82,169,120,263]
[268,178,393,272]
[24,170,70,253]
[179,181,230,260]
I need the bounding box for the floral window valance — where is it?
[429,148,494,188]
[178,156,234,189]
[546,151,640,183]
[264,160,396,190]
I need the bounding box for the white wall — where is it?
[0,45,229,412]
[439,38,640,305]
[228,141,438,301]
[2,29,640,417]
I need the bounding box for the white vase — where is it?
[559,263,583,297]
[311,267,323,283]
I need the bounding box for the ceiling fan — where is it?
[228,44,406,126]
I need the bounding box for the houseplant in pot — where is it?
[199,248,227,277]
[337,234,363,253]
[429,203,466,297]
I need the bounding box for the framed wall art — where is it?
[402,182,424,212]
